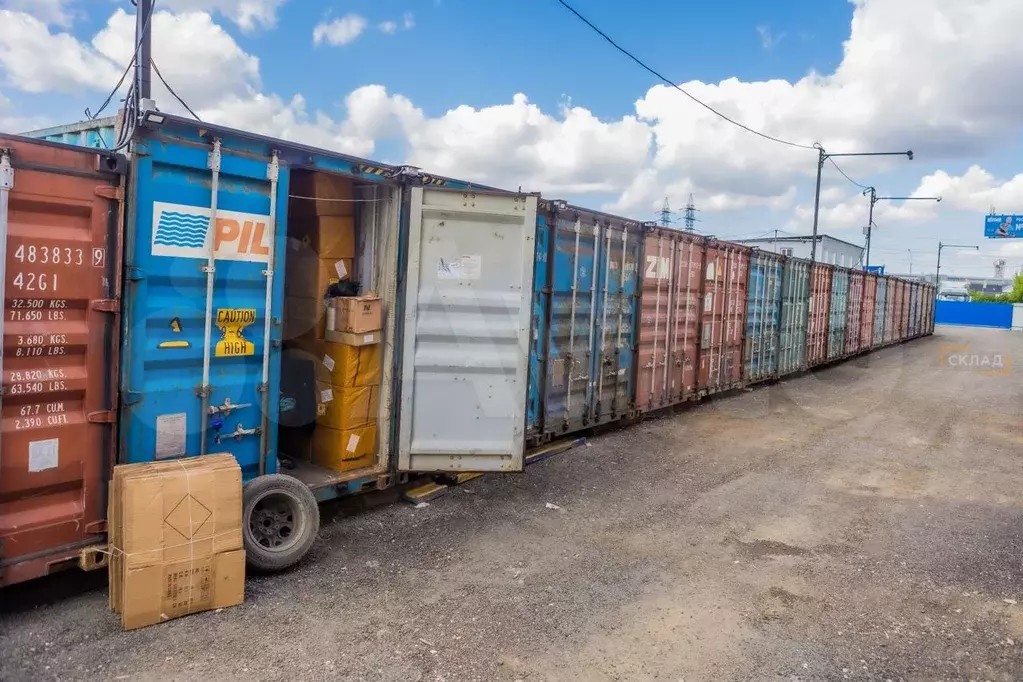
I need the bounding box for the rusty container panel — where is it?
[698,241,749,395]
[883,277,896,344]
[806,263,832,367]
[872,278,887,347]
[923,284,935,334]
[0,136,124,587]
[910,282,922,337]
[844,270,865,355]
[777,257,810,376]
[860,274,877,351]
[636,227,704,413]
[828,268,849,360]
[898,280,910,340]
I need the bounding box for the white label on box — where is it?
[155,413,187,460]
[334,260,348,279]
[322,354,336,372]
[437,258,460,280]
[28,438,59,472]
[363,334,374,343]
[320,388,334,403]
[346,434,360,453]
[460,254,482,280]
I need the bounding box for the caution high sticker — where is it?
[215,308,256,357]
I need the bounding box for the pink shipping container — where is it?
[635,227,705,413]
[860,274,877,350]
[806,262,833,367]
[898,280,910,340]
[844,269,865,355]
[698,241,749,395]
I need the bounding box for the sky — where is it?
[1,0,1021,278]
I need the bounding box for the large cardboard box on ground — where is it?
[288,215,356,260]
[315,383,378,431]
[108,454,244,630]
[312,423,378,473]
[331,295,382,334]
[291,173,355,217]
[293,338,381,388]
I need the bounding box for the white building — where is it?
[735,235,864,268]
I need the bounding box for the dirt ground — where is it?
[3,325,1023,681]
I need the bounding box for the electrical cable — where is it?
[553,0,817,151]
[827,156,871,190]
[86,0,158,122]
[151,59,201,121]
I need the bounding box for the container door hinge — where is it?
[94,185,123,201]
[122,391,142,406]
[127,267,146,282]
[91,298,119,313]
[87,409,116,423]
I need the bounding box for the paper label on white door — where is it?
[334,260,348,279]
[155,413,187,460]
[346,434,360,452]
[437,258,460,280]
[460,254,482,280]
[320,388,334,403]
[28,438,59,472]
[322,354,336,372]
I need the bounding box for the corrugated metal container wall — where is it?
[699,241,749,395]
[592,215,640,425]
[911,283,922,336]
[806,263,832,367]
[844,270,865,355]
[899,280,910,340]
[872,278,887,347]
[525,211,551,444]
[778,257,810,375]
[883,277,897,344]
[0,136,124,587]
[828,268,850,360]
[924,284,935,334]
[860,273,877,351]
[744,250,783,383]
[636,227,704,413]
[19,117,120,150]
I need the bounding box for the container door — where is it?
[398,188,537,473]
[0,137,124,587]
[593,221,638,424]
[120,135,287,482]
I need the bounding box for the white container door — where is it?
[398,188,538,472]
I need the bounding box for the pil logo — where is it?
[151,201,272,263]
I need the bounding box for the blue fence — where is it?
[935,301,1013,328]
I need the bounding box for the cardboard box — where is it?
[311,424,378,473]
[288,255,355,299]
[326,329,381,347]
[108,454,244,630]
[295,338,381,388]
[315,383,378,430]
[283,296,326,341]
[288,215,356,259]
[290,173,355,217]
[331,295,382,334]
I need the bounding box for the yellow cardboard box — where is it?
[291,173,355,217]
[294,339,381,388]
[311,424,378,473]
[288,215,356,259]
[288,255,355,299]
[315,383,378,430]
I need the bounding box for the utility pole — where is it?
[660,197,671,228]
[936,242,979,282]
[135,0,154,107]
[861,187,940,270]
[907,249,913,275]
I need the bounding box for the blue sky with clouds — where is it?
[1,0,1022,277]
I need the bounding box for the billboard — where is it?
[865,265,885,275]
[984,214,1023,238]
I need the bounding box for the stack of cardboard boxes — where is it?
[283,173,384,474]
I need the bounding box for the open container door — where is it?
[398,188,538,473]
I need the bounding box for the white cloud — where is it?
[403,12,415,30]
[0,0,73,27]
[756,25,785,50]
[0,92,50,131]
[161,0,288,31]
[379,20,397,35]
[313,14,368,46]
[913,165,1023,214]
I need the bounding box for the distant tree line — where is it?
[970,273,1023,303]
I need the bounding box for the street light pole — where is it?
[861,190,941,270]
[936,242,979,283]
[810,146,914,264]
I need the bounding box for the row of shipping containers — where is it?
[0,115,934,587]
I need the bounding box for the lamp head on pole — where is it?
[906,150,914,161]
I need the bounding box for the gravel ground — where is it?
[3,325,1023,681]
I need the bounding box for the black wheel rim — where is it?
[248,490,304,553]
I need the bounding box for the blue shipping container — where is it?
[779,257,810,375]
[744,251,783,383]
[828,269,850,360]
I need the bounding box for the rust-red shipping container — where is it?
[843,269,865,355]
[698,241,749,395]
[806,262,832,367]
[636,227,705,413]
[0,136,124,587]
[860,273,877,350]
[883,276,896,344]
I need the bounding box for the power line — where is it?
[85,0,158,121]
[827,156,871,190]
[553,0,816,151]
[151,59,201,121]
